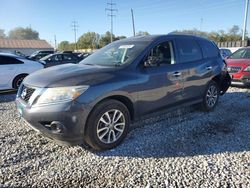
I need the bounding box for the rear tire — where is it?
[201,81,219,111]
[84,99,130,150]
[13,74,27,89]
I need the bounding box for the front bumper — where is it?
[16,97,88,145]
[230,74,250,86]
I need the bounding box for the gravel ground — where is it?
[0,87,250,187]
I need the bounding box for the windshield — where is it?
[30,51,39,57]
[229,48,250,59]
[80,40,150,66]
[40,54,53,60]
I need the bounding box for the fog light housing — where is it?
[42,121,65,133]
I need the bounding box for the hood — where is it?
[226,58,250,66]
[23,63,116,88]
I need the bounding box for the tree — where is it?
[0,29,6,38]
[58,41,74,51]
[115,36,127,40]
[229,25,240,36]
[99,31,115,47]
[8,27,39,40]
[136,31,149,36]
[77,32,100,49]
[173,25,245,43]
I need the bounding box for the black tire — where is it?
[13,74,27,89]
[201,81,219,111]
[84,99,130,150]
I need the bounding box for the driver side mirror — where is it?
[144,56,160,67]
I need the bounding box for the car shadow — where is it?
[93,91,250,158]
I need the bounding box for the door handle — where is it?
[206,66,212,71]
[173,71,181,77]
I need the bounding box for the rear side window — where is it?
[48,54,62,62]
[175,38,202,63]
[198,39,219,58]
[0,56,23,65]
[63,54,78,61]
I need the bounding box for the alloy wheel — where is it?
[16,77,24,88]
[97,109,125,144]
[206,85,218,108]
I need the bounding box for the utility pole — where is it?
[106,0,118,42]
[200,18,203,31]
[131,9,136,36]
[54,35,57,50]
[71,20,79,51]
[242,0,249,41]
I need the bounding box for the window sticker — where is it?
[119,45,134,49]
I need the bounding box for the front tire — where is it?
[84,100,130,150]
[201,81,219,111]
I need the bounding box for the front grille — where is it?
[20,85,35,103]
[227,66,241,73]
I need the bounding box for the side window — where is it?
[63,54,77,61]
[198,39,219,58]
[0,56,23,65]
[50,55,62,62]
[175,38,202,63]
[145,41,175,66]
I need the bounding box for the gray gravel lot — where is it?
[0,87,250,187]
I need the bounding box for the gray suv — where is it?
[16,34,231,150]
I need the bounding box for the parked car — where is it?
[77,52,91,60]
[219,48,232,59]
[16,34,230,150]
[61,51,90,60]
[226,47,250,86]
[0,53,44,90]
[28,50,54,61]
[40,52,81,68]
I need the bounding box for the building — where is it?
[0,38,54,55]
[216,40,249,53]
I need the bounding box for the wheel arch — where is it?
[211,73,230,95]
[84,95,135,135]
[12,73,29,88]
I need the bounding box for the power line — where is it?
[105,0,118,42]
[71,20,79,50]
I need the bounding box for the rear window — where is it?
[198,39,219,58]
[0,56,23,65]
[175,38,202,63]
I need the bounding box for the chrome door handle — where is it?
[173,72,181,77]
[206,66,212,70]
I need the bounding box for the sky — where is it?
[0,0,248,47]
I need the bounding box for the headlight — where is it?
[243,66,250,72]
[35,86,89,106]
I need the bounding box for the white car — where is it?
[0,53,44,90]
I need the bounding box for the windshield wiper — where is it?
[113,61,122,66]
